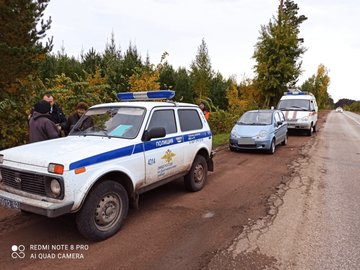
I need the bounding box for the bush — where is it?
[208,110,238,135]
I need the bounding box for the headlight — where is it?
[50,179,61,197]
[257,130,268,139]
[230,129,238,138]
[48,163,64,175]
[301,116,309,121]
[0,155,3,164]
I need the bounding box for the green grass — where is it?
[212,133,229,148]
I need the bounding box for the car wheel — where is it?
[76,180,129,241]
[307,125,313,136]
[268,139,276,154]
[20,209,34,215]
[229,146,236,152]
[184,155,208,192]
[281,133,288,146]
[313,123,317,133]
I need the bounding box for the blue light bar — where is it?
[117,90,175,101]
[285,91,305,95]
[284,89,309,95]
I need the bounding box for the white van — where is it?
[277,90,318,136]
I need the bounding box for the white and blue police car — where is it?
[0,90,214,241]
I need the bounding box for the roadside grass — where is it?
[213,133,229,148]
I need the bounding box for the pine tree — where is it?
[0,0,52,88]
[210,72,228,110]
[81,48,102,75]
[0,0,52,149]
[159,62,175,90]
[190,39,213,100]
[101,32,123,92]
[174,67,193,103]
[118,43,143,91]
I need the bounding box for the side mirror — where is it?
[276,121,283,126]
[142,127,166,141]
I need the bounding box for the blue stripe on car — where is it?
[69,131,212,170]
[69,145,134,170]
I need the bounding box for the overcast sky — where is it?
[43,0,360,102]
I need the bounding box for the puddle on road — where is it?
[202,211,215,219]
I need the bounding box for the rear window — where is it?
[178,109,203,131]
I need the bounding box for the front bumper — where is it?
[286,121,311,130]
[0,189,74,218]
[229,138,271,150]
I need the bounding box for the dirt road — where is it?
[0,112,328,270]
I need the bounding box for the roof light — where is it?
[284,91,305,95]
[284,90,306,95]
[117,90,175,101]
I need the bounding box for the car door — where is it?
[143,108,185,184]
[274,111,286,144]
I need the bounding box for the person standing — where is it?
[64,102,89,135]
[29,100,59,143]
[43,93,67,134]
[199,101,210,120]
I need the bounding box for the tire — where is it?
[184,155,208,192]
[75,181,129,241]
[20,209,33,215]
[313,123,317,133]
[307,125,313,136]
[268,139,275,154]
[281,133,288,146]
[230,146,236,152]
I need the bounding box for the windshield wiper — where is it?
[100,129,111,138]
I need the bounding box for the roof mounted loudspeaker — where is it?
[117,90,175,101]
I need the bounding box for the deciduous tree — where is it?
[253,0,307,107]
[301,64,331,109]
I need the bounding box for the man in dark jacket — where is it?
[29,100,60,143]
[43,93,67,132]
[64,102,89,135]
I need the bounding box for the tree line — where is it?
[0,0,337,149]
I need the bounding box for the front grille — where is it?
[0,167,46,196]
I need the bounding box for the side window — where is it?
[148,109,177,135]
[274,112,281,124]
[178,109,203,132]
[278,111,285,122]
[310,100,315,111]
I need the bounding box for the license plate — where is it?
[0,196,20,209]
[238,138,255,145]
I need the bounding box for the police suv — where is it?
[0,90,214,241]
[277,89,318,136]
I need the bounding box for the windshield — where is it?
[69,107,146,139]
[237,111,273,125]
[277,99,310,111]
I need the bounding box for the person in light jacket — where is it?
[29,100,59,143]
